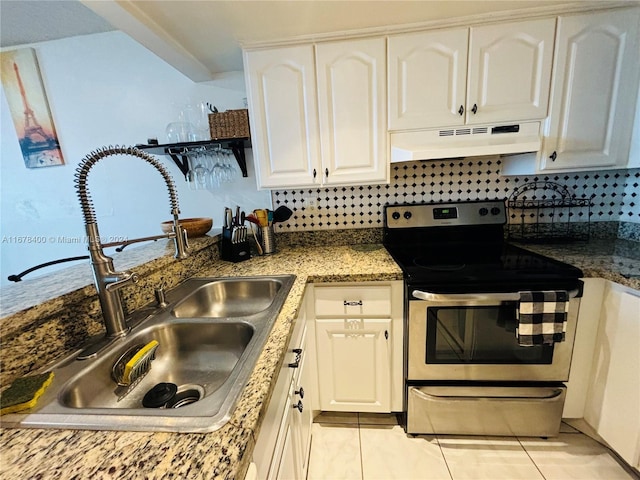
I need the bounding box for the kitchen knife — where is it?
[224,208,232,229]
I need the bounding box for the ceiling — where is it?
[0,1,115,47]
[2,0,638,84]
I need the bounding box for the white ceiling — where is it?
[0,0,115,47]
[3,0,638,85]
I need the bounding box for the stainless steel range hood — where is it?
[390,122,541,162]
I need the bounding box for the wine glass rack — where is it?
[137,138,250,179]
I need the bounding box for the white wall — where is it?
[0,31,270,286]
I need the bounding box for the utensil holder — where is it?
[220,227,251,262]
[260,226,276,254]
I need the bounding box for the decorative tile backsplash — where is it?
[271,157,640,231]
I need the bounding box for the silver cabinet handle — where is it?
[411,289,578,302]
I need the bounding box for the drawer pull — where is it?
[288,348,303,368]
[295,387,304,399]
[293,400,303,413]
[343,300,363,306]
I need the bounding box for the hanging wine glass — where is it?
[192,149,209,190]
[223,149,237,182]
[186,152,198,190]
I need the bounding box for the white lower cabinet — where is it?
[253,293,313,480]
[313,282,404,413]
[253,281,403,479]
[583,280,640,469]
[316,317,391,412]
[566,278,640,469]
[275,405,297,480]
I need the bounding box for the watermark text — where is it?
[2,235,128,244]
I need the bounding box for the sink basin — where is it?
[60,321,254,409]
[172,277,283,318]
[3,274,296,433]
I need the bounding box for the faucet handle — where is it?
[173,223,189,259]
[104,271,139,291]
[155,285,168,308]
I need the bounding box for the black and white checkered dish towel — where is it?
[516,291,568,346]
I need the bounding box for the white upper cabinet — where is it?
[467,18,556,125]
[315,37,388,186]
[539,8,640,171]
[244,45,321,189]
[388,18,555,131]
[245,38,388,189]
[388,28,469,130]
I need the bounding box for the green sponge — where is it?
[0,372,54,415]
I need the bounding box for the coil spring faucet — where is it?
[75,146,188,357]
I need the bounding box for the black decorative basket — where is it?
[507,181,594,243]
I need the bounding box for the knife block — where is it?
[220,227,251,262]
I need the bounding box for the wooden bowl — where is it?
[161,217,212,238]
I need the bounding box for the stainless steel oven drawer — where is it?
[407,385,566,436]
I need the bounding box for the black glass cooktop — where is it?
[384,241,583,292]
[382,200,583,293]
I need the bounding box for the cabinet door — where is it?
[539,8,640,171]
[275,415,298,480]
[388,28,468,130]
[467,18,555,125]
[244,45,320,188]
[316,318,391,412]
[584,282,640,468]
[316,37,388,185]
[290,331,313,478]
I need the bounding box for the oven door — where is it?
[407,289,580,382]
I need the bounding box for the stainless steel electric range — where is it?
[382,200,583,437]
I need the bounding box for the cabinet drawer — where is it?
[314,286,392,317]
[407,385,565,436]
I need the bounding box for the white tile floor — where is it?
[307,413,637,480]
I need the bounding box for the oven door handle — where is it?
[411,289,579,302]
[411,386,565,401]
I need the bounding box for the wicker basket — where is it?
[208,109,250,139]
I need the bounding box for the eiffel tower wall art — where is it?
[1,48,64,168]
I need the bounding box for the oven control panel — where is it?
[385,201,506,228]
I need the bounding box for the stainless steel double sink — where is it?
[3,275,295,433]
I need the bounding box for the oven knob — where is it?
[392,212,400,220]
[479,207,488,216]
[403,211,412,220]
[491,207,501,215]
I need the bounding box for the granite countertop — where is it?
[0,244,402,480]
[513,238,640,290]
